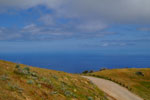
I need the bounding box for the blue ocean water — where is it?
[0,53,150,73]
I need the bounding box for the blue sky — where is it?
[0,0,150,55]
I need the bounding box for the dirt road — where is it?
[83,76,143,100]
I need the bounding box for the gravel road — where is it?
[83,76,143,100]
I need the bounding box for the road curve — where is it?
[83,76,143,100]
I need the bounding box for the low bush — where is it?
[51,91,58,95]
[0,74,10,81]
[14,65,30,75]
[88,96,93,100]
[52,75,58,80]
[89,70,94,73]
[41,77,51,84]
[27,80,34,84]
[8,82,23,93]
[14,65,40,79]
[15,64,20,68]
[99,67,108,71]
[64,90,73,97]
[31,72,38,77]
[136,71,144,76]
[82,70,89,74]
[23,67,30,72]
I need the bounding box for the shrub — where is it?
[41,77,51,84]
[136,71,144,76]
[51,91,58,95]
[88,96,93,100]
[99,67,108,71]
[8,83,23,93]
[31,76,38,80]
[14,65,31,76]
[23,67,30,72]
[27,80,34,84]
[15,64,20,68]
[21,67,30,75]
[0,74,10,81]
[89,70,94,73]
[31,72,38,77]
[64,90,73,97]
[53,75,58,80]
[82,70,89,74]
[14,67,23,75]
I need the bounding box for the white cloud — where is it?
[100,42,133,47]
[0,27,22,40]
[39,14,55,25]
[23,24,41,35]
[77,21,107,32]
[0,0,150,24]
[62,0,150,24]
[138,27,150,31]
[0,0,62,9]
[0,0,150,41]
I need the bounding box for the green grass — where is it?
[86,68,150,100]
[0,60,108,100]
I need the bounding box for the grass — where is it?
[0,60,108,100]
[86,68,150,100]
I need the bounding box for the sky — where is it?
[0,0,150,55]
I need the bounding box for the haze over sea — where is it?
[0,52,150,73]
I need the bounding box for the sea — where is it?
[0,52,150,73]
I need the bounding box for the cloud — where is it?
[137,27,150,31]
[38,14,55,25]
[55,0,150,24]
[0,27,22,40]
[0,0,150,41]
[81,38,150,48]
[76,21,108,32]
[0,0,62,10]
[0,22,114,41]
[100,42,133,47]
[0,0,150,24]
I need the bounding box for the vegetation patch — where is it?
[0,60,108,100]
[86,68,150,100]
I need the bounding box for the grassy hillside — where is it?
[0,60,107,100]
[87,68,150,100]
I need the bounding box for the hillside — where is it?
[87,68,150,100]
[0,60,107,100]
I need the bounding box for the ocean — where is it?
[0,53,150,73]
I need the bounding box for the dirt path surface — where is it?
[83,76,143,100]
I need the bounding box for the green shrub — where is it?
[53,75,58,80]
[14,66,31,76]
[15,64,20,68]
[88,96,93,100]
[31,72,38,77]
[41,77,51,84]
[136,71,144,76]
[51,91,58,95]
[82,70,89,74]
[8,83,23,93]
[99,67,108,71]
[89,70,94,73]
[23,67,30,72]
[64,90,73,97]
[27,80,34,84]
[0,74,10,81]
[22,67,30,75]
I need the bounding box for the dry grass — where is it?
[87,68,150,100]
[0,60,107,100]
